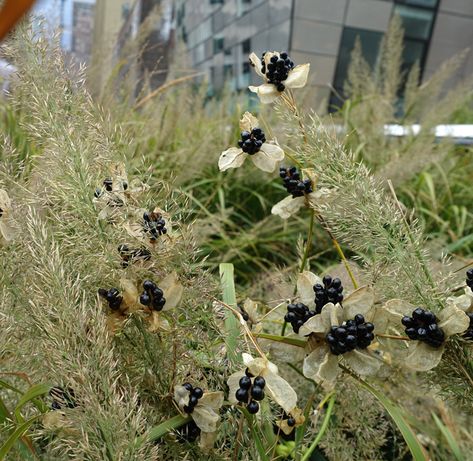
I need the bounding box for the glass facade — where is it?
[329,0,438,110]
[330,27,384,109]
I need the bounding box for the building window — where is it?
[242,62,251,74]
[213,37,224,54]
[224,48,232,56]
[224,64,233,78]
[242,38,251,54]
[210,0,224,5]
[395,0,438,7]
[395,5,434,40]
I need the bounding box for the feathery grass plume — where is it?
[339,16,473,187]
[298,114,438,309]
[0,23,227,459]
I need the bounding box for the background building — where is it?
[174,0,473,109]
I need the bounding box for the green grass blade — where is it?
[432,413,464,461]
[219,263,240,367]
[14,383,51,422]
[0,414,41,460]
[138,414,191,446]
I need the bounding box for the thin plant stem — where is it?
[213,297,266,359]
[300,393,336,461]
[299,209,315,274]
[377,333,410,341]
[317,215,359,289]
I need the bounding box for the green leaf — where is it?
[432,413,464,461]
[0,414,41,460]
[219,263,240,367]
[137,414,191,446]
[14,383,51,422]
[354,377,428,461]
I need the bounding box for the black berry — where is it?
[139,280,166,311]
[191,387,203,399]
[236,388,249,403]
[402,308,445,348]
[98,287,123,310]
[466,269,473,290]
[313,275,344,314]
[253,376,266,388]
[287,417,296,427]
[239,376,251,390]
[326,315,375,355]
[143,211,167,240]
[279,166,312,198]
[247,400,259,414]
[251,386,265,401]
[259,51,295,91]
[237,127,266,155]
[182,383,193,391]
[285,302,315,334]
[139,293,151,306]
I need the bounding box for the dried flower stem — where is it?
[212,297,266,359]
[376,333,410,341]
[317,215,359,289]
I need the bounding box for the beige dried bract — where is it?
[248,51,310,104]
[380,298,470,371]
[227,353,298,413]
[300,286,382,386]
[104,273,183,334]
[174,385,224,434]
[271,169,333,220]
[218,112,284,173]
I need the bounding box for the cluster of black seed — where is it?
[118,244,151,267]
[238,128,266,155]
[98,287,122,310]
[0,207,3,218]
[284,302,315,334]
[279,167,312,198]
[182,383,203,414]
[94,178,128,198]
[402,308,445,348]
[260,52,295,92]
[143,211,167,241]
[176,420,201,443]
[139,280,166,311]
[235,370,266,414]
[49,386,76,410]
[466,268,473,290]
[313,275,344,314]
[326,314,374,355]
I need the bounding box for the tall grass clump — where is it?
[1,14,473,461]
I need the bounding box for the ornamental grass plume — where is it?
[1,13,473,461]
